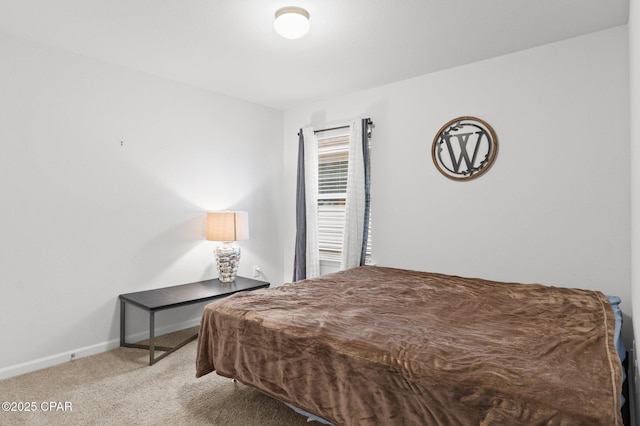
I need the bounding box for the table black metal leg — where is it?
[120,300,126,347]
[149,311,155,365]
[120,302,193,365]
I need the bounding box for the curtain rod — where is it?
[314,118,373,134]
[298,118,373,136]
[314,124,350,134]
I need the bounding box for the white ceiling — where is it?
[0,0,629,110]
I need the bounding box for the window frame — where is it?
[316,129,372,269]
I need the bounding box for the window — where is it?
[317,131,372,266]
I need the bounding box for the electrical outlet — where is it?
[253,265,261,278]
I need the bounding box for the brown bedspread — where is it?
[196,266,622,425]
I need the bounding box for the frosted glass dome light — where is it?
[274,6,310,39]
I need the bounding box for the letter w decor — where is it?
[432,116,498,181]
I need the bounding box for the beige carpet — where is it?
[0,328,313,425]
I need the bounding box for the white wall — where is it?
[0,21,631,384]
[629,0,640,416]
[284,27,631,342]
[0,32,284,377]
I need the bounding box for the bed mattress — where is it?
[196,266,623,425]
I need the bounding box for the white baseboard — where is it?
[0,318,201,381]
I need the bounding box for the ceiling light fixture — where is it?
[274,6,310,39]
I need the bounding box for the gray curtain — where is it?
[293,130,306,281]
[360,118,372,266]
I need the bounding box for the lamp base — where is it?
[215,243,241,282]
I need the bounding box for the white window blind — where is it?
[317,132,372,265]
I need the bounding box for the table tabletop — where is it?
[119,276,270,312]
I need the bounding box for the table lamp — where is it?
[206,211,249,282]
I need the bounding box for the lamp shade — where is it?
[274,6,310,39]
[206,211,249,242]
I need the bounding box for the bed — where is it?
[195,266,625,425]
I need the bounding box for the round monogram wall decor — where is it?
[432,116,498,181]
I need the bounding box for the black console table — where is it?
[119,276,270,365]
